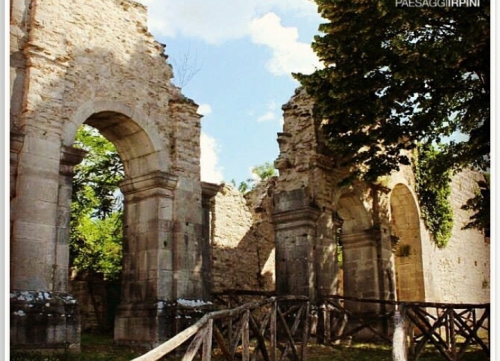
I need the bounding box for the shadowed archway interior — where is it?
[390,184,425,302]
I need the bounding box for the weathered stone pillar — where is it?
[54,146,87,292]
[201,182,221,300]
[340,229,392,341]
[114,171,178,344]
[11,134,62,291]
[314,210,341,299]
[312,210,341,344]
[10,134,83,352]
[340,230,381,314]
[273,189,320,301]
[10,132,24,201]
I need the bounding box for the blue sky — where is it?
[137,0,324,185]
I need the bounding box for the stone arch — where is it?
[60,103,183,343]
[337,192,372,234]
[390,183,425,301]
[11,0,207,349]
[63,99,170,174]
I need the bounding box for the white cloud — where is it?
[257,111,276,123]
[136,1,322,77]
[258,100,284,125]
[256,100,282,124]
[249,13,322,76]
[200,132,224,183]
[137,0,320,45]
[197,103,212,116]
[138,1,257,44]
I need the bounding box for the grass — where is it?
[11,334,489,361]
[11,333,144,361]
[306,342,488,361]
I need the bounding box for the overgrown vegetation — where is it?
[413,143,453,248]
[70,125,124,280]
[232,161,277,194]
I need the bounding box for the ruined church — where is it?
[10,0,489,352]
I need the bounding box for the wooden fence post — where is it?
[202,319,213,361]
[242,310,250,361]
[301,302,310,361]
[270,300,277,361]
[392,305,408,361]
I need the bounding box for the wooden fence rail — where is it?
[132,295,310,361]
[321,295,490,361]
[132,292,489,361]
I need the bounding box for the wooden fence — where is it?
[132,295,310,361]
[321,295,490,361]
[132,292,489,361]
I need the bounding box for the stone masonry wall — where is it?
[11,0,202,290]
[206,88,489,306]
[210,183,276,293]
[422,170,490,303]
[10,0,205,347]
[270,87,490,305]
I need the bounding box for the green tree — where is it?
[295,0,489,180]
[71,125,124,280]
[461,174,490,235]
[414,143,454,247]
[232,162,277,194]
[295,0,489,230]
[251,162,277,183]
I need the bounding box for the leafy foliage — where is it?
[461,174,490,235]
[232,179,251,194]
[295,0,489,183]
[251,162,278,181]
[70,126,124,280]
[232,162,277,194]
[413,144,453,248]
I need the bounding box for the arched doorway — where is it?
[11,96,206,348]
[62,102,205,344]
[390,184,424,301]
[70,124,125,334]
[77,110,176,343]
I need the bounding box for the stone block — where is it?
[13,220,56,244]
[22,135,62,161]
[13,198,58,224]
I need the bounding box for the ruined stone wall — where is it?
[10,0,204,347]
[422,170,490,303]
[203,87,489,307]
[11,0,203,292]
[10,0,200,168]
[273,88,342,302]
[382,158,490,304]
[69,272,121,333]
[210,183,275,293]
[271,87,490,306]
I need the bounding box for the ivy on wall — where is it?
[413,143,453,248]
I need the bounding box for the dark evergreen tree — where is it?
[296,0,489,181]
[295,0,489,232]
